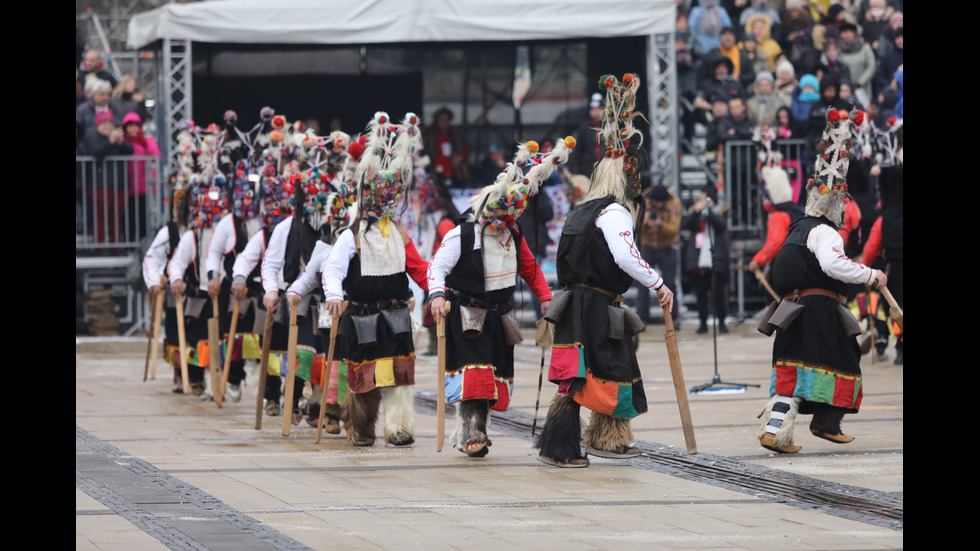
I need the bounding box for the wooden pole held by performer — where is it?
[659,288,698,454]
[754,268,780,302]
[149,282,166,381]
[436,301,450,452]
[532,318,552,438]
[282,294,300,437]
[316,301,347,444]
[254,305,274,430]
[878,285,903,332]
[175,292,191,395]
[144,288,165,381]
[220,293,245,399]
[208,299,224,408]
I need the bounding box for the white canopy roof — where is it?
[127,0,674,50]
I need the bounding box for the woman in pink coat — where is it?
[122,112,161,241]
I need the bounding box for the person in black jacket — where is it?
[683,184,730,334]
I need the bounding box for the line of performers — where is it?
[141,73,889,465]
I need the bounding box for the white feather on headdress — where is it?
[389,113,424,188]
[468,138,577,223]
[355,111,394,188]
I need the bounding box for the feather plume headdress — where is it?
[469,136,577,230]
[804,107,863,227]
[354,111,424,223]
[590,73,644,199]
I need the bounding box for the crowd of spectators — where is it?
[677,0,903,162]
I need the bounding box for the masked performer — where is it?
[757,108,887,453]
[321,112,429,447]
[534,74,674,468]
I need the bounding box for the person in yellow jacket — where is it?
[743,13,783,73]
[634,184,682,326]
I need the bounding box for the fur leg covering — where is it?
[810,403,847,434]
[341,389,382,446]
[757,395,801,448]
[452,400,490,455]
[534,394,585,463]
[584,411,634,451]
[382,385,416,445]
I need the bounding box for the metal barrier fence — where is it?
[721,138,807,241]
[76,155,165,253]
[717,138,807,319]
[76,155,165,336]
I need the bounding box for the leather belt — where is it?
[568,283,624,304]
[449,290,511,311]
[785,288,845,304]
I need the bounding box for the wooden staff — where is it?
[436,301,450,452]
[175,292,191,395]
[659,288,698,455]
[144,288,164,381]
[532,318,552,438]
[254,304,274,430]
[208,299,224,408]
[220,292,245,399]
[754,268,780,302]
[316,301,347,444]
[149,282,167,381]
[281,294,300,437]
[878,285,903,332]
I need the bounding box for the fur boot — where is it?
[382,385,416,446]
[534,394,586,464]
[451,400,491,456]
[757,395,802,452]
[341,388,382,446]
[584,411,635,452]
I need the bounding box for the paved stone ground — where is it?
[76,314,902,550]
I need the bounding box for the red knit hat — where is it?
[96,111,115,127]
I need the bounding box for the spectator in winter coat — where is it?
[688,0,733,54]
[122,112,162,241]
[874,26,902,99]
[773,56,798,108]
[700,27,757,93]
[747,71,784,127]
[744,13,783,73]
[836,22,876,107]
[700,57,747,104]
[790,73,820,124]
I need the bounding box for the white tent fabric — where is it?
[127,0,674,50]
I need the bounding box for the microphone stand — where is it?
[690,199,759,394]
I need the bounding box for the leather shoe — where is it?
[810,428,855,444]
[760,433,801,453]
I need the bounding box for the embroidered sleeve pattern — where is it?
[808,224,874,285]
[597,205,663,289]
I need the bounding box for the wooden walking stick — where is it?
[149,282,167,381]
[220,292,245,399]
[175,291,191,395]
[659,288,698,455]
[532,318,552,438]
[282,294,300,437]
[436,301,450,452]
[878,284,903,332]
[144,288,164,381]
[754,268,780,302]
[208,299,224,408]
[316,301,347,444]
[254,305,274,430]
